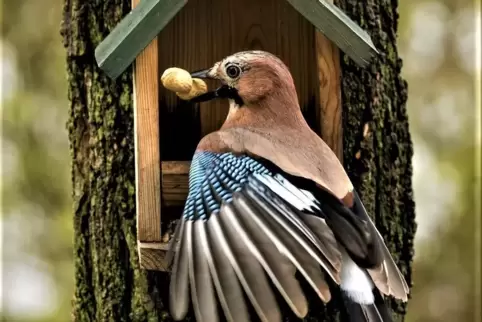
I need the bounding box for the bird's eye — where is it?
[225,65,241,79]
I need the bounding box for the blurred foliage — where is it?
[0,0,479,322]
[1,0,72,321]
[397,0,480,321]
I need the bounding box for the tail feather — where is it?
[373,290,393,322]
[342,289,393,322]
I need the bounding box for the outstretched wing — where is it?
[167,152,407,322]
[270,169,409,302]
[168,152,341,322]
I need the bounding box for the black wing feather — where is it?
[306,187,383,268]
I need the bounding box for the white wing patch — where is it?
[340,250,375,305]
[252,173,308,211]
[252,173,320,212]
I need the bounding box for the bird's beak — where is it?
[188,68,219,103]
[188,67,244,105]
[188,84,240,104]
[190,68,215,79]
[187,67,231,104]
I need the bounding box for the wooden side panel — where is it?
[315,30,343,161]
[157,0,321,160]
[133,0,162,242]
[315,0,343,161]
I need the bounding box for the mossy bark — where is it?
[335,0,416,320]
[61,0,169,321]
[62,0,415,321]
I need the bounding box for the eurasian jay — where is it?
[166,50,409,322]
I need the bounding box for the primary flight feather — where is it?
[166,50,409,322]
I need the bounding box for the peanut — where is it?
[161,67,192,93]
[176,78,208,100]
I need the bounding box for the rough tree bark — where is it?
[61,0,416,321]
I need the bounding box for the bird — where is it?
[166,50,409,322]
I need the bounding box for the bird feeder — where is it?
[95,0,377,272]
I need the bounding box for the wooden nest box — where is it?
[95,0,377,271]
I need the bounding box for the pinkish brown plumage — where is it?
[197,51,354,203]
[168,50,409,322]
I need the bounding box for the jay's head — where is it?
[190,50,297,106]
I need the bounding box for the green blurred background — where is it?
[1,0,480,321]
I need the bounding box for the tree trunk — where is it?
[61,0,415,321]
[336,0,416,320]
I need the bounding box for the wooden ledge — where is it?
[139,242,170,271]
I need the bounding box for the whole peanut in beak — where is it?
[161,68,193,93]
[176,78,208,100]
[161,68,208,100]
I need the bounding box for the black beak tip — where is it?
[190,68,211,79]
[188,85,244,106]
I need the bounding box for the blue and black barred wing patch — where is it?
[168,152,343,322]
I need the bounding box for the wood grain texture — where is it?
[162,160,191,174]
[161,161,190,207]
[139,242,170,271]
[157,0,321,153]
[133,0,161,242]
[315,30,343,161]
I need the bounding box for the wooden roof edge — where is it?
[95,0,378,79]
[95,0,188,80]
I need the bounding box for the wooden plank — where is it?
[157,0,321,141]
[133,0,161,242]
[95,0,188,79]
[139,242,170,271]
[285,0,378,68]
[162,160,191,174]
[161,161,190,207]
[315,30,343,161]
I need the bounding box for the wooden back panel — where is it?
[157,0,321,161]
